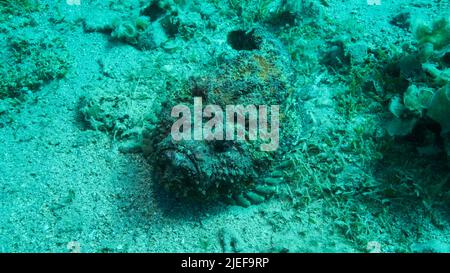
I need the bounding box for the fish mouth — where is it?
[157,148,202,196]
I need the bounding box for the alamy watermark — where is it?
[171,97,280,152]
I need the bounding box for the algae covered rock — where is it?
[0,33,70,99]
[79,88,160,146]
[415,17,450,51]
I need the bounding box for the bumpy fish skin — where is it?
[146,28,301,205]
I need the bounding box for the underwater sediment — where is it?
[0,0,450,253]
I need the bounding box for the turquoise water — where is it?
[0,0,449,253]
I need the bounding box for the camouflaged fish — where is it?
[143,28,305,206]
